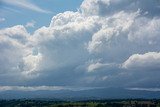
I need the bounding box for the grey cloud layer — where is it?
[0,0,160,88]
[0,86,102,92]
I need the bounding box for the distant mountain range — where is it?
[0,88,160,100]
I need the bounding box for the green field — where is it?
[0,99,160,107]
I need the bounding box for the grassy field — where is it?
[0,99,160,107]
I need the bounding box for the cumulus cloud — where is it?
[80,0,160,16]
[0,25,42,79]
[122,52,160,70]
[88,62,107,72]
[87,60,118,72]
[0,25,30,73]
[20,53,42,78]
[87,10,140,53]
[0,0,160,88]
[0,25,29,44]
[128,18,160,45]
[80,0,110,16]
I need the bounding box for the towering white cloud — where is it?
[0,25,42,79]
[0,0,160,87]
[128,18,160,45]
[80,0,110,16]
[87,10,140,53]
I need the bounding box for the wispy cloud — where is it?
[127,88,160,92]
[0,18,5,22]
[0,6,22,14]
[25,20,36,28]
[1,0,52,14]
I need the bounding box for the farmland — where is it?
[0,99,160,107]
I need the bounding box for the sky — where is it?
[0,0,160,93]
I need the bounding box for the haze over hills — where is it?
[1,0,160,101]
[0,88,160,100]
